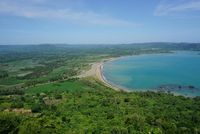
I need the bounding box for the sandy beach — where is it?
[78,58,129,92]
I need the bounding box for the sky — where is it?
[0,0,200,44]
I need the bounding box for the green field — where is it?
[26,79,91,94]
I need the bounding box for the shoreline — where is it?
[78,57,197,97]
[78,57,130,92]
[78,52,199,97]
[96,62,130,92]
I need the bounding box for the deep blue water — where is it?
[103,51,200,97]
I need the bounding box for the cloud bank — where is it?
[155,0,200,16]
[0,0,136,26]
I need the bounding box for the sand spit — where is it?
[78,58,129,92]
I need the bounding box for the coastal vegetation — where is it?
[0,43,200,133]
[1,78,200,133]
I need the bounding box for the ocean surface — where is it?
[103,51,200,97]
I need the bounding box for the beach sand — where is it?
[78,59,129,92]
[78,63,99,78]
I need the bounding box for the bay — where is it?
[103,51,200,97]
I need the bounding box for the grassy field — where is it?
[26,79,91,94]
[0,77,23,85]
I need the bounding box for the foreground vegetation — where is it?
[1,78,200,134]
[0,43,200,133]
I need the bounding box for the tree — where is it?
[11,102,24,108]
[31,104,41,113]
[0,112,21,134]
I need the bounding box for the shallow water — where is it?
[103,51,200,97]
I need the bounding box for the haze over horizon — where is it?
[0,0,200,45]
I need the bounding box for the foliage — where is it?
[31,104,42,113]
[0,88,24,95]
[0,79,199,133]
[0,70,8,79]
[0,112,21,134]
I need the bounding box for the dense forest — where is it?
[0,43,200,133]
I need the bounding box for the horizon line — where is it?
[0,42,200,46]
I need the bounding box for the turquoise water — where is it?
[103,51,200,97]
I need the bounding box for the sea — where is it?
[103,51,200,97]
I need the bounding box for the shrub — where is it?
[55,94,62,99]
[124,98,130,102]
[31,104,41,113]
[107,112,114,119]
[0,112,21,134]
[11,102,24,108]
[61,116,71,123]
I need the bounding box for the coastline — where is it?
[79,52,200,96]
[78,57,130,92]
[96,62,130,92]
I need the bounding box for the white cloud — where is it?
[0,0,136,26]
[154,0,200,16]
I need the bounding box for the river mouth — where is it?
[103,51,200,97]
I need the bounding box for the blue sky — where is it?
[0,0,200,44]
